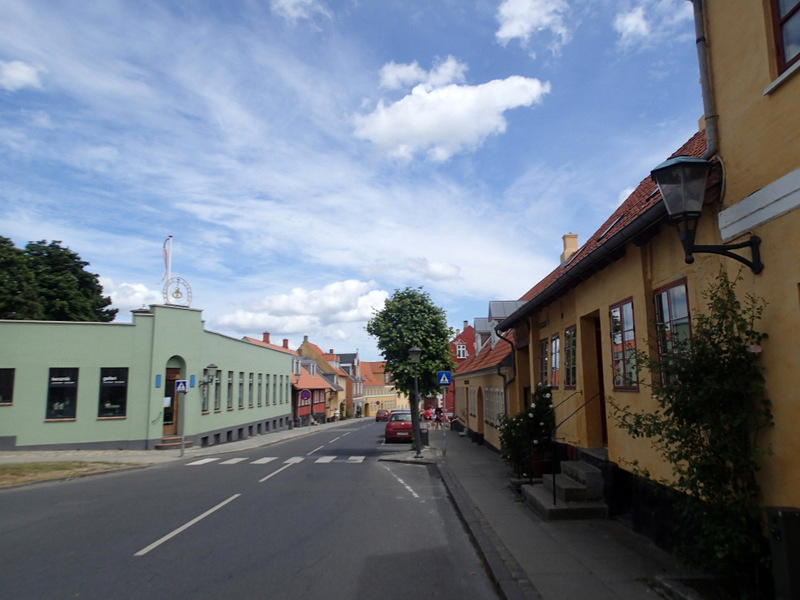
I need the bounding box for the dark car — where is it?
[384,411,413,442]
[375,409,389,422]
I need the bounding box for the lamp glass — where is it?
[651,156,712,220]
[408,346,422,364]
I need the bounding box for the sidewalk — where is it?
[426,427,701,600]
[0,419,700,599]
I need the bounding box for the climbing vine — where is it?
[611,271,772,584]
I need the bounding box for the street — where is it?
[0,422,499,600]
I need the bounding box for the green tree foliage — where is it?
[0,237,117,322]
[366,286,454,397]
[0,237,42,319]
[612,272,772,584]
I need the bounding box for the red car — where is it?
[375,409,389,422]
[384,410,413,442]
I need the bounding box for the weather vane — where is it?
[161,235,192,307]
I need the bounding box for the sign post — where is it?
[175,380,188,456]
[437,372,452,456]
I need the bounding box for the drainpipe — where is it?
[495,328,517,412]
[693,0,719,160]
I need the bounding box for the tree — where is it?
[0,238,117,322]
[611,272,772,587]
[366,287,455,453]
[0,237,42,319]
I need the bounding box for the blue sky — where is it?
[0,0,702,361]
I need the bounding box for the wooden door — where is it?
[163,368,181,436]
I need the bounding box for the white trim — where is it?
[718,166,800,241]
[763,60,800,95]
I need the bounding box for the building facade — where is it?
[0,304,293,450]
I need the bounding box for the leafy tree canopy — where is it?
[366,286,455,398]
[0,237,117,322]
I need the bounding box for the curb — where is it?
[435,457,542,600]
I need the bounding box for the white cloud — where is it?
[101,278,163,313]
[216,280,388,337]
[380,56,467,91]
[270,0,331,23]
[354,73,550,161]
[495,0,571,52]
[614,7,650,47]
[0,60,44,91]
[613,1,694,50]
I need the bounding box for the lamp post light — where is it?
[408,345,423,459]
[650,155,763,274]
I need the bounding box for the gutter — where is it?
[495,329,516,408]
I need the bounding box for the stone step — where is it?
[155,437,193,450]
[561,460,604,487]
[542,472,604,502]
[522,483,609,521]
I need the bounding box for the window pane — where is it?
[47,368,78,419]
[0,368,14,404]
[783,12,800,63]
[778,0,800,18]
[99,367,128,417]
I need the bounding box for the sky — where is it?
[0,0,703,361]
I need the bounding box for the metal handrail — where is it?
[549,391,602,506]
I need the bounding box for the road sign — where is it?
[175,379,188,393]
[437,371,452,386]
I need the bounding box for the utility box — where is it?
[419,428,429,447]
[766,507,800,600]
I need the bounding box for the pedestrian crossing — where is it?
[185,455,366,466]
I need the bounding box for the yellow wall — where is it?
[703,0,800,506]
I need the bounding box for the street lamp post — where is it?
[408,346,423,459]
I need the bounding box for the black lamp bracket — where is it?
[676,219,763,274]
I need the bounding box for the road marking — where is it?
[250,457,277,465]
[346,456,365,463]
[134,494,241,557]
[219,458,248,464]
[328,436,341,443]
[383,466,420,499]
[259,460,301,482]
[307,445,325,456]
[186,458,220,465]
[315,456,336,463]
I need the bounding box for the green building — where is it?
[0,304,292,450]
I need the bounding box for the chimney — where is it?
[329,349,334,354]
[283,339,289,349]
[464,320,468,330]
[561,233,578,263]
[303,335,308,343]
[262,332,270,343]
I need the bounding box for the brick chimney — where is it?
[262,332,270,343]
[283,339,289,349]
[561,233,578,263]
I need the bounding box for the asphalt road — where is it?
[0,421,499,600]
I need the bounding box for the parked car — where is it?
[384,411,413,442]
[375,409,389,422]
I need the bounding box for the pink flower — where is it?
[749,344,762,354]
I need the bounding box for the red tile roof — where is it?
[456,330,515,376]
[502,130,708,328]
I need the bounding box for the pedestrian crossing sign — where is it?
[175,379,189,393]
[437,371,452,386]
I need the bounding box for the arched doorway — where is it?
[163,356,186,437]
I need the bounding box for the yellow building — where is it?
[494,0,800,539]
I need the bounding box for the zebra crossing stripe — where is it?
[251,457,277,464]
[346,456,365,463]
[315,456,336,463]
[219,458,248,465]
[186,458,220,466]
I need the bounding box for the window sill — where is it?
[201,411,210,415]
[763,60,800,95]
[612,386,639,392]
[97,416,126,420]
[45,418,76,422]
[0,402,12,407]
